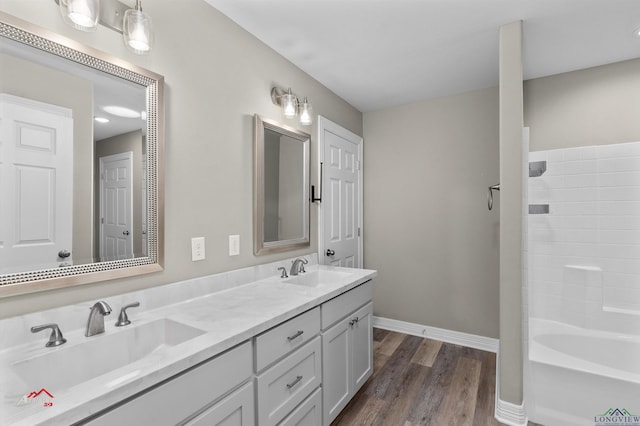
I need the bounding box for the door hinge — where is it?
[358,227,361,237]
[101,217,104,224]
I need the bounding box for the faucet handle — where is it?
[300,258,308,273]
[277,266,288,278]
[31,323,67,347]
[115,302,140,327]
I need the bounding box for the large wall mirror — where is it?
[254,115,310,255]
[0,12,164,297]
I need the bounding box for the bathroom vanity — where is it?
[0,255,376,426]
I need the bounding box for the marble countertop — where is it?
[0,261,376,426]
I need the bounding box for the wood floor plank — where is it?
[376,329,406,356]
[436,356,482,426]
[410,338,442,367]
[407,343,461,425]
[366,334,423,400]
[372,362,431,426]
[332,391,386,425]
[373,327,389,342]
[473,351,499,426]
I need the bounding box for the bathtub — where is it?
[526,318,640,426]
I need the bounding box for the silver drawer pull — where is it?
[286,375,303,389]
[287,330,304,341]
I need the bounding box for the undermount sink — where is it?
[12,318,205,391]
[284,270,352,287]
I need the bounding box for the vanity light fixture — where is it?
[271,86,314,126]
[55,0,154,54]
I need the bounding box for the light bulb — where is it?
[282,89,297,118]
[60,0,99,32]
[123,2,154,54]
[299,97,312,125]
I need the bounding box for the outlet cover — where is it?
[191,237,205,261]
[229,235,240,256]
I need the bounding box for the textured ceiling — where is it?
[206,0,640,112]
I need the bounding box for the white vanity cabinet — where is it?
[84,341,254,426]
[254,307,322,426]
[321,281,373,425]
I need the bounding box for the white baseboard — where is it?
[494,347,528,426]
[495,397,527,426]
[372,316,499,353]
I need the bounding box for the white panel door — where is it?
[319,117,363,268]
[99,152,133,261]
[0,94,73,273]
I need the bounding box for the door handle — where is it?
[123,230,130,236]
[326,249,335,256]
[58,250,71,258]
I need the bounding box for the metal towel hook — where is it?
[488,184,500,211]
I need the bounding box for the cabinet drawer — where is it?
[184,382,254,426]
[256,307,320,372]
[278,387,321,426]
[86,341,253,426]
[321,281,372,330]
[257,337,322,426]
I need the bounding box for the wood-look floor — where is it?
[331,328,504,426]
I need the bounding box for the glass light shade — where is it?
[123,8,154,55]
[59,0,99,32]
[299,98,312,125]
[282,89,297,118]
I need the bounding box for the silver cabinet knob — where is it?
[326,249,335,256]
[58,249,71,258]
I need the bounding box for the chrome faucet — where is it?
[85,301,112,337]
[290,258,308,276]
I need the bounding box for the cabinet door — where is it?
[322,319,350,425]
[351,302,373,392]
[185,382,254,426]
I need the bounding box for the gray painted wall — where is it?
[0,0,362,318]
[525,57,640,151]
[363,87,500,339]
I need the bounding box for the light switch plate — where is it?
[229,235,240,256]
[191,237,205,261]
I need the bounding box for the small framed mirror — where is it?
[254,115,310,255]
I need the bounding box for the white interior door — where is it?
[99,152,133,261]
[318,116,363,268]
[0,94,73,273]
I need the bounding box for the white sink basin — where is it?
[12,318,205,390]
[284,270,352,287]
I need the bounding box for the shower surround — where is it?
[525,141,640,425]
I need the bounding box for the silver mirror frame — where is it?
[0,12,164,297]
[254,115,310,255]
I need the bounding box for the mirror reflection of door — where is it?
[263,130,305,242]
[0,94,73,273]
[99,152,133,261]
